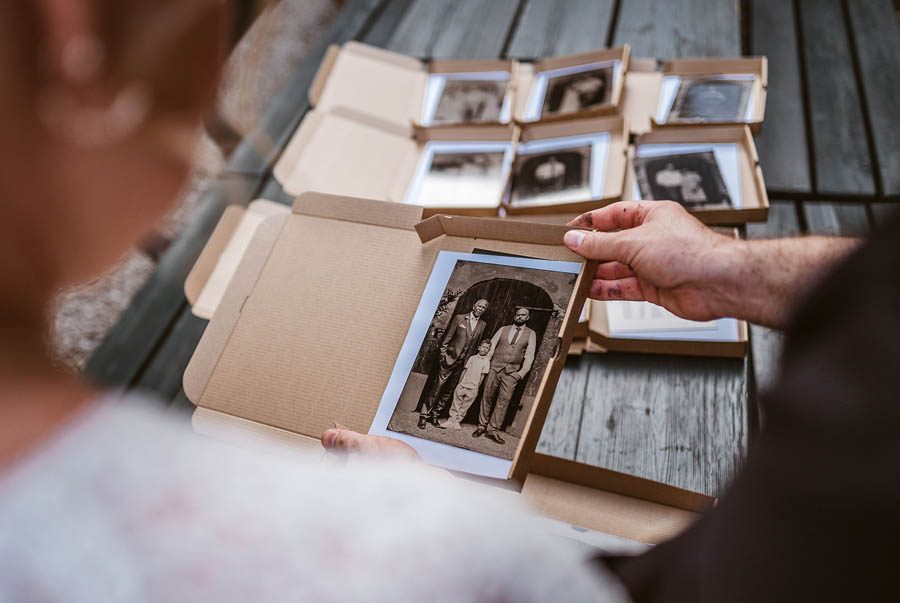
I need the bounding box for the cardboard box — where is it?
[588,300,748,359]
[623,57,768,135]
[624,125,769,224]
[505,115,629,216]
[273,108,517,216]
[514,46,631,122]
[310,41,519,129]
[182,192,709,544]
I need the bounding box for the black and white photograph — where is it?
[405,143,512,208]
[632,151,733,209]
[511,146,591,205]
[541,65,614,117]
[431,78,509,125]
[668,77,753,123]
[369,251,581,474]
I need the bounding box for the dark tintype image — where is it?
[511,146,591,205]
[633,151,732,209]
[668,77,752,123]
[542,66,613,117]
[433,79,508,124]
[415,150,507,207]
[387,260,578,460]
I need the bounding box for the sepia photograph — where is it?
[405,142,512,208]
[667,77,753,123]
[633,151,733,209]
[431,78,509,125]
[369,251,581,474]
[541,64,614,117]
[512,146,591,205]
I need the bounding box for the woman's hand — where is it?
[321,429,421,462]
[565,201,741,322]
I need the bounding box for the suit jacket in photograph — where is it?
[439,313,487,366]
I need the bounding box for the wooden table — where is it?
[85,0,899,497]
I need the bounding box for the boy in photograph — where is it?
[440,339,493,430]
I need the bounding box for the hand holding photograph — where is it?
[369,251,581,478]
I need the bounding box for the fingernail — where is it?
[322,429,338,449]
[564,230,586,249]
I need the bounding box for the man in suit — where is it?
[473,307,537,444]
[418,299,489,429]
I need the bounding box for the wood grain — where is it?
[750,0,812,195]
[802,202,871,236]
[798,0,875,196]
[612,0,740,57]
[536,356,589,459]
[506,0,614,58]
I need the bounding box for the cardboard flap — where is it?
[276,109,419,198]
[416,214,577,246]
[308,44,341,106]
[292,191,424,230]
[413,123,517,143]
[185,205,245,306]
[314,41,425,128]
[532,45,629,73]
[427,58,514,74]
[663,57,767,81]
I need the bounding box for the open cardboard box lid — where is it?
[310,41,518,130]
[623,56,768,135]
[514,45,631,123]
[624,125,769,225]
[505,115,628,216]
[273,108,516,217]
[181,192,708,543]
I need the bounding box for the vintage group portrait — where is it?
[369,251,581,477]
[632,144,740,210]
[422,72,512,126]
[523,60,620,121]
[660,75,754,124]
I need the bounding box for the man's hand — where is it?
[321,429,421,461]
[565,201,861,329]
[565,201,739,322]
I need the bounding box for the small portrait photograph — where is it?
[370,251,582,477]
[633,151,733,209]
[668,77,753,123]
[431,78,509,125]
[541,64,614,117]
[512,146,591,205]
[405,142,512,209]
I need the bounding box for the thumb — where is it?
[564,229,629,262]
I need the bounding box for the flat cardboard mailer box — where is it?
[310,41,520,129]
[513,45,631,123]
[623,56,768,135]
[182,192,709,544]
[505,115,629,216]
[624,125,769,225]
[273,107,517,217]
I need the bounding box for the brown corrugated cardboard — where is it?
[588,300,749,359]
[514,46,631,122]
[184,192,595,484]
[622,57,768,135]
[273,108,517,217]
[505,115,628,215]
[309,41,518,129]
[624,125,769,224]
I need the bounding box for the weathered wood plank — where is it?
[846,0,900,197]
[388,0,521,59]
[750,0,812,195]
[258,174,296,206]
[798,0,875,197]
[746,201,802,396]
[360,0,418,48]
[802,202,871,236]
[537,356,589,459]
[612,0,740,57]
[83,174,258,388]
[577,353,748,496]
[225,0,386,177]
[132,310,208,402]
[506,0,614,58]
